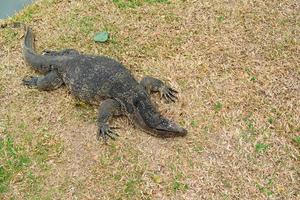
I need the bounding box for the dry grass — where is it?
[0,0,299,199]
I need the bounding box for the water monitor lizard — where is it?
[22,26,187,142]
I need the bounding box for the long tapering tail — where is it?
[23,26,52,73]
[23,26,68,73]
[23,26,35,50]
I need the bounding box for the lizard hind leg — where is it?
[140,76,178,103]
[23,70,63,91]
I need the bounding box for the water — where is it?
[0,0,33,19]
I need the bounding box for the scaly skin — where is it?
[22,26,187,142]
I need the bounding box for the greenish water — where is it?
[0,0,33,19]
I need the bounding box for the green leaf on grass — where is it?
[94,32,109,42]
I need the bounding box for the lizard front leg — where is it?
[97,99,123,143]
[140,76,178,103]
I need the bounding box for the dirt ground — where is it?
[0,0,299,199]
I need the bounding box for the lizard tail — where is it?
[24,25,34,50]
[23,26,67,73]
[23,26,51,73]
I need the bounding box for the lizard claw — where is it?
[97,124,119,143]
[161,86,178,103]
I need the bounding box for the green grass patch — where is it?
[256,179,274,197]
[190,120,199,128]
[250,76,257,81]
[0,122,63,198]
[242,114,256,137]
[292,136,300,146]
[78,16,96,35]
[168,171,189,193]
[12,3,41,23]
[192,146,204,154]
[217,15,225,22]
[255,143,268,153]
[213,101,223,112]
[0,136,31,194]
[172,179,188,192]
[0,28,18,44]
[67,15,98,35]
[124,179,139,196]
[267,117,273,124]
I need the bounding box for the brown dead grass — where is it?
[0,0,299,199]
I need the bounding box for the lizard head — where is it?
[123,93,187,137]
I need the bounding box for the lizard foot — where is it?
[160,86,178,103]
[97,124,119,143]
[22,76,38,88]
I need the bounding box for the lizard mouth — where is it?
[153,128,187,137]
[130,108,187,138]
[153,118,188,137]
